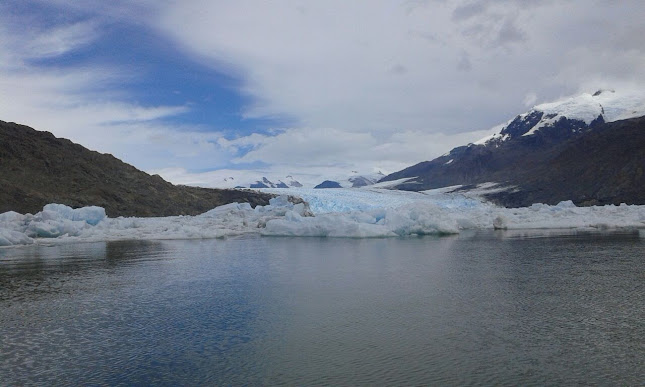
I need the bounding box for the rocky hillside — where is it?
[485,115,645,206]
[0,120,274,217]
[380,91,645,207]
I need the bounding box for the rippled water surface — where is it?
[1,231,644,385]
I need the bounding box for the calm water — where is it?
[1,231,644,385]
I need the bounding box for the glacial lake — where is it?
[1,231,644,385]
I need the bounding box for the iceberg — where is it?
[0,229,34,247]
[1,189,644,247]
[42,203,106,226]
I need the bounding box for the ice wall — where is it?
[1,189,645,247]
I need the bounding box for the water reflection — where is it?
[0,241,174,303]
[0,233,643,385]
[0,238,270,385]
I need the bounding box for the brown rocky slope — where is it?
[0,120,273,217]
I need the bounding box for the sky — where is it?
[1,0,644,186]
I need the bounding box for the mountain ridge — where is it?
[0,120,275,217]
[380,90,645,206]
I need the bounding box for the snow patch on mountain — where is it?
[473,122,511,145]
[535,93,603,126]
[370,177,419,189]
[250,177,296,189]
[475,89,645,145]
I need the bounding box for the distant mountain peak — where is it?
[475,89,645,147]
[314,180,342,189]
[379,89,645,206]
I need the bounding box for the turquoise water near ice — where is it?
[1,231,643,385]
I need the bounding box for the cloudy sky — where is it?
[2,0,644,185]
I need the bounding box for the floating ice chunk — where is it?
[555,200,576,209]
[0,211,32,234]
[42,203,106,225]
[382,204,460,236]
[42,204,74,220]
[201,202,253,217]
[262,213,394,238]
[26,219,87,238]
[262,202,461,238]
[0,211,26,223]
[2,189,645,247]
[0,228,34,246]
[73,206,107,225]
[0,204,103,245]
[269,195,291,207]
[15,204,105,239]
[26,221,64,238]
[292,202,308,216]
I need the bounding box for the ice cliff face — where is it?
[3,189,645,247]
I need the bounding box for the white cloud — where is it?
[149,126,494,187]
[221,126,493,173]
[0,17,232,171]
[3,0,645,184]
[22,21,99,59]
[149,0,645,180]
[155,0,645,136]
[523,92,537,107]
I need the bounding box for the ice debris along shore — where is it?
[2,188,645,246]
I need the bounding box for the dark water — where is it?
[1,231,644,385]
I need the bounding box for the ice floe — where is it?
[1,188,645,247]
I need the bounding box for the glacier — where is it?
[2,187,645,247]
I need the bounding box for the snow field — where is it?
[1,189,645,247]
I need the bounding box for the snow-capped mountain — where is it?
[380,89,645,206]
[310,172,385,189]
[151,161,388,190]
[191,170,386,190]
[474,89,645,146]
[250,177,292,189]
